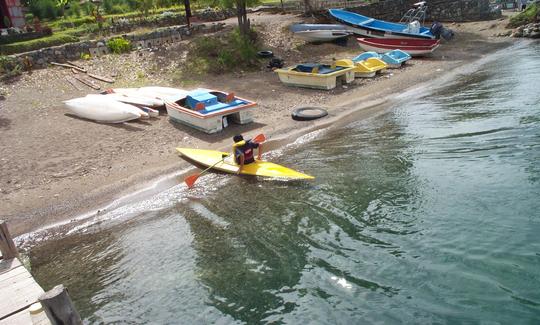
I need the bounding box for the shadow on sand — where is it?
[64,113,148,131]
[0,117,11,130]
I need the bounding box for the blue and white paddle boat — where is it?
[353,50,411,69]
[165,88,257,133]
[329,8,434,39]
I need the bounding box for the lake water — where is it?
[29,42,540,324]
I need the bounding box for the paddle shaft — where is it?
[198,155,228,177]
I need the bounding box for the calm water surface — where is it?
[30,42,540,324]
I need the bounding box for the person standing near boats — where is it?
[233,134,262,174]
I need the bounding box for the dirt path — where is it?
[0,12,515,236]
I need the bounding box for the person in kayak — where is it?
[233,134,262,174]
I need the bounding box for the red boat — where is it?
[356,38,440,56]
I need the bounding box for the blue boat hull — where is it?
[329,9,434,40]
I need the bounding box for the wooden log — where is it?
[50,62,87,73]
[65,77,83,91]
[87,73,114,84]
[73,76,100,90]
[39,285,82,325]
[65,61,85,70]
[0,220,18,260]
[71,68,79,74]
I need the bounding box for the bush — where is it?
[25,13,34,23]
[51,16,95,29]
[0,33,79,55]
[28,0,61,20]
[0,55,22,79]
[187,28,260,74]
[65,2,82,18]
[106,37,131,53]
[508,3,539,28]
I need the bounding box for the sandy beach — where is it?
[0,12,514,237]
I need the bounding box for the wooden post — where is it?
[0,220,18,259]
[39,285,82,325]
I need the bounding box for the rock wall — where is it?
[11,23,225,70]
[347,0,501,22]
[513,22,540,38]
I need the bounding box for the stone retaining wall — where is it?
[279,0,501,22]
[347,0,501,22]
[105,8,236,35]
[12,22,225,70]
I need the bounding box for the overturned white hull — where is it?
[291,24,352,42]
[88,93,164,108]
[64,96,142,123]
[109,87,188,103]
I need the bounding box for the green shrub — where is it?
[508,3,538,28]
[0,55,22,79]
[186,28,259,75]
[109,4,130,14]
[28,0,61,19]
[0,33,79,55]
[65,3,82,18]
[25,13,34,23]
[50,16,95,29]
[107,37,132,53]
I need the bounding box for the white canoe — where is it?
[109,87,188,103]
[87,93,164,108]
[64,96,142,123]
[291,24,352,42]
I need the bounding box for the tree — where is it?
[196,0,258,38]
[183,0,192,26]
[303,0,314,17]
[236,0,249,37]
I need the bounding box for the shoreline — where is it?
[1,13,516,242]
[15,39,519,248]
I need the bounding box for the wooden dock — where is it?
[0,220,82,325]
[0,256,49,324]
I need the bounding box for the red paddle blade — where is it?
[184,174,200,188]
[253,134,266,143]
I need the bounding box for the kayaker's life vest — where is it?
[233,140,257,165]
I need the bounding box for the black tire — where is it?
[257,50,274,58]
[291,107,328,121]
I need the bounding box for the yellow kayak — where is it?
[176,148,314,179]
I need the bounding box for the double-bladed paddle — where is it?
[184,133,266,188]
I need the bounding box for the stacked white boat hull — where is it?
[64,86,186,123]
[64,96,142,123]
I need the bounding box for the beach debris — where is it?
[66,60,85,70]
[73,75,101,90]
[51,62,87,73]
[87,73,115,84]
[65,76,83,90]
[52,61,116,85]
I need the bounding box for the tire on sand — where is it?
[291,107,328,121]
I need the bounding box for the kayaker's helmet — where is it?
[233,135,244,143]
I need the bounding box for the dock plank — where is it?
[0,258,22,275]
[0,306,50,325]
[0,259,44,321]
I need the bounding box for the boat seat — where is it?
[186,90,218,110]
[358,18,375,26]
[296,63,321,73]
